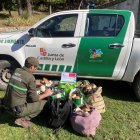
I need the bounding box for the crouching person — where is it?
[3,57,53,128]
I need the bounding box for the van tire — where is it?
[133,73,140,101]
[0,60,14,91]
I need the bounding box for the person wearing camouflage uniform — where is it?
[3,57,52,128]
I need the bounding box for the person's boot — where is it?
[15,118,32,128]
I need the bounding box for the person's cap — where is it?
[25,57,41,69]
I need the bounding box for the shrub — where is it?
[3,12,47,27]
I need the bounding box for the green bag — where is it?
[58,82,77,94]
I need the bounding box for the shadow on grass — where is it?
[31,113,47,127]
[32,114,84,137]
[0,110,16,127]
[0,13,10,19]
[93,79,137,102]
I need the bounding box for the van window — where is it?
[35,14,78,38]
[85,14,124,37]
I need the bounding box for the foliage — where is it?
[0,11,47,27]
[32,0,66,5]
[0,0,112,15]
[93,0,108,4]
[46,0,66,4]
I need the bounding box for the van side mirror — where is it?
[28,28,36,37]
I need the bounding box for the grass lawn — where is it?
[0,80,140,140]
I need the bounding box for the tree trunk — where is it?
[78,0,84,9]
[8,10,12,17]
[0,3,3,11]
[49,4,52,15]
[17,0,23,16]
[26,0,32,17]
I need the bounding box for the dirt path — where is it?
[0,26,30,33]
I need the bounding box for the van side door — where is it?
[25,12,83,75]
[75,10,134,79]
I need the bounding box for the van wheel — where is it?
[133,73,140,101]
[0,60,14,91]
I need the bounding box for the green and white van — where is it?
[1,9,140,100]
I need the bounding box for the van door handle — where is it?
[62,43,76,48]
[109,43,124,49]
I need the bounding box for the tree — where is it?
[0,1,4,11]
[17,0,23,16]
[5,0,16,16]
[26,0,33,16]
[16,0,33,17]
